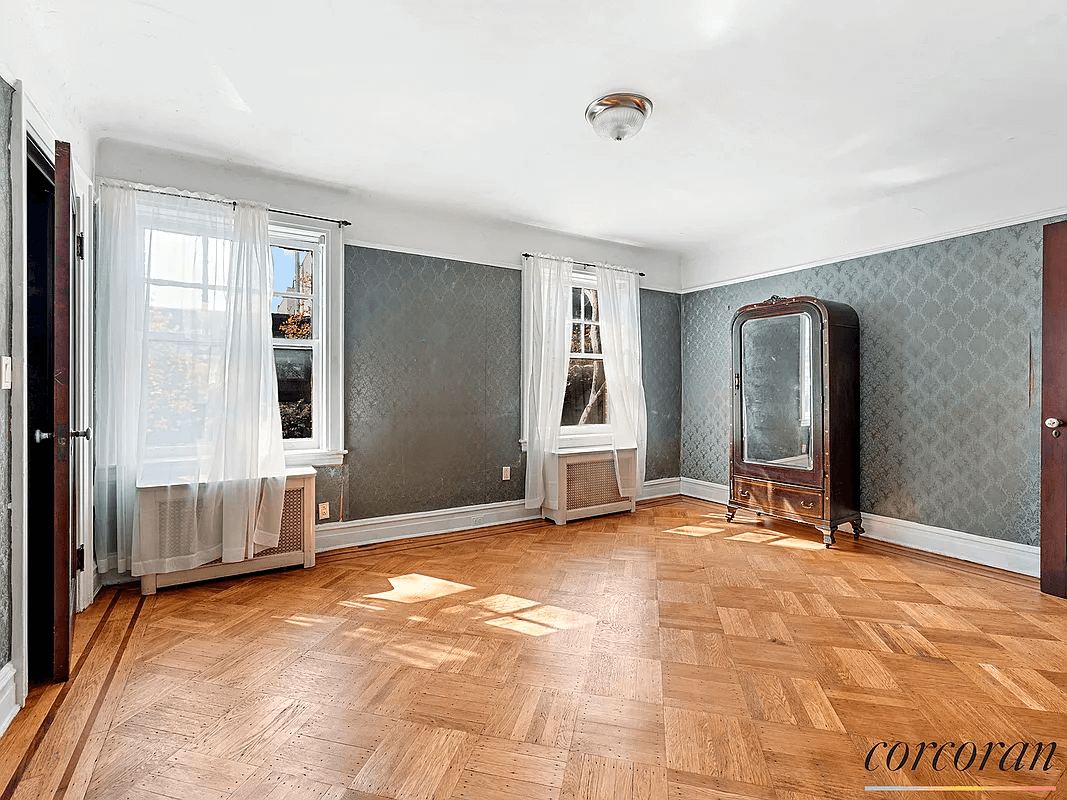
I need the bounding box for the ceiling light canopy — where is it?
[585,93,653,142]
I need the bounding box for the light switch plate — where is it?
[318,502,330,520]
[502,466,511,480]
[1,356,10,390]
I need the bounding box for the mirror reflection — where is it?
[740,312,813,469]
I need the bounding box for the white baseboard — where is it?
[639,478,682,500]
[677,477,1039,577]
[679,477,729,505]
[859,511,1040,577]
[315,499,542,552]
[0,663,18,740]
[316,478,685,552]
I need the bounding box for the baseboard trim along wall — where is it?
[316,477,1039,578]
[0,663,18,740]
[639,478,682,500]
[316,478,685,552]
[316,499,543,552]
[678,477,1040,577]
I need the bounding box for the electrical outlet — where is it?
[502,466,510,480]
[318,502,330,520]
[1,357,10,390]
[472,515,484,526]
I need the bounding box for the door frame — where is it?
[1042,220,1067,596]
[9,82,95,703]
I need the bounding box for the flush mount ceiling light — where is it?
[585,93,653,141]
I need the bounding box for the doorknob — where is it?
[1046,418,1065,429]
[34,429,52,443]
[71,427,92,441]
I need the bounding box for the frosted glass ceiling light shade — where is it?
[585,93,653,141]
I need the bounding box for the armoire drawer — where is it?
[733,478,823,520]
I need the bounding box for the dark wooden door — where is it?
[52,141,74,679]
[1041,220,1067,596]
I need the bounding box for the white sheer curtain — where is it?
[596,265,647,497]
[521,254,572,509]
[95,180,286,576]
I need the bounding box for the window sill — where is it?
[284,449,347,468]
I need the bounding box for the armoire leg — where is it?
[818,526,836,547]
[725,507,736,522]
[851,519,864,539]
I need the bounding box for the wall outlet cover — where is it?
[502,466,510,480]
[1,356,10,390]
[318,502,330,520]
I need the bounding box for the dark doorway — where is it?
[26,139,57,681]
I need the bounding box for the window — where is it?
[562,281,608,426]
[270,235,318,444]
[558,272,611,448]
[268,213,345,466]
[143,223,232,459]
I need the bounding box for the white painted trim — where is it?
[859,511,1040,578]
[316,478,684,552]
[0,663,17,739]
[316,499,541,552]
[679,477,729,505]
[73,168,95,613]
[9,81,29,707]
[680,204,1067,294]
[638,477,681,500]
[677,477,1040,577]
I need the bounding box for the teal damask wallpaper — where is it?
[681,219,1052,546]
[314,246,682,522]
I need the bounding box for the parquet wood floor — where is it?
[5,498,1067,799]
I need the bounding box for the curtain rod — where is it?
[521,252,644,277]
[116,184,351,228]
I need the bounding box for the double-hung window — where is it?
[558,271,611,448]
[268,213,345,466]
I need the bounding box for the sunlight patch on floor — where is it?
[769,536,824,550]
[485,617,556,636]
[365,574,476,604]
[470,594,540,614]
[514,604,594,631]
[663,525,722,537]
[338,599,387,611]
[726,531,783,543]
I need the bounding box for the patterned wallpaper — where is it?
[682,219,1051,546]
[641,289,681,480]
[318,247,683,521]
[0,79,13,665]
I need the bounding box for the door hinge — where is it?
[734,373,741,390]
[76,545,84,572]
[75,233,84,260]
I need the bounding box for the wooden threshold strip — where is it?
[0,589,122,800]
[53,593,147,799]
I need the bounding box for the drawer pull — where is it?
[739,490,750,498]
[800,500,815,509]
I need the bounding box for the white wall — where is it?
[680,150,1067,292]
[96,139,683,292]
[0,2,93,169]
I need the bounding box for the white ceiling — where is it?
[14,0,1067,286]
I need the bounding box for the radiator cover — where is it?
[139,467,316,594]
[544,448,637,525]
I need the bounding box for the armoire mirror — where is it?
[740,312,814,470]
